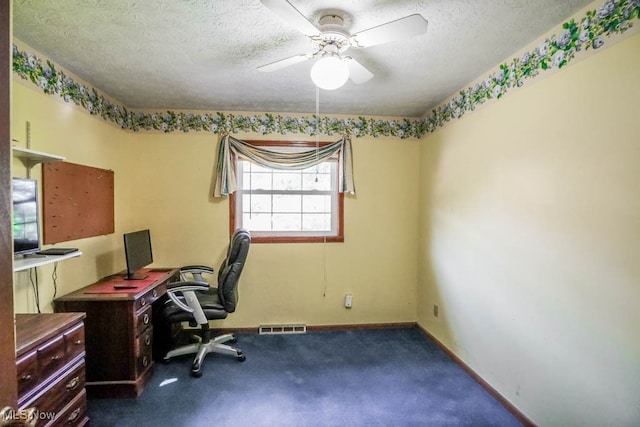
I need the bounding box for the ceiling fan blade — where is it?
[350,14,428,48]
[260,0,321,37]
[258,53,312,72]
[344,57,373,84]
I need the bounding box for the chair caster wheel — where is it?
[192,360,203,377]
[237,351,246,362]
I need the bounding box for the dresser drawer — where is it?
[16,350,38,398]
[64,323,85,361]
[28,360,85,422]
[37,335,67,381]
[15,314,87,424]
[135,304,153,334]
[51,388,88,427]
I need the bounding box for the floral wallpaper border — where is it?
[423,0,639,133]
[11,0,639,140]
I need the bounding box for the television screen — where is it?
[123,229,153,280]
[13,177,41,256]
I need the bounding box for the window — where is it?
[229,141,344,243]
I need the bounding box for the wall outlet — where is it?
[433,304,439,318]
[344,293,353,308]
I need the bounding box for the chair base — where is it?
[164,332,246,377]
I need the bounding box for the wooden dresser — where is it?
[15,313,88,427]
[54,268,179,398]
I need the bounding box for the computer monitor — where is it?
[12,177,41,257]
[123,229,153,280]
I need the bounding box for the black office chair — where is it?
[162,228,251,377]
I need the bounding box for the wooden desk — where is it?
[53,268,179,398]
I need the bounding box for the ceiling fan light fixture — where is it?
[310,54,349,90]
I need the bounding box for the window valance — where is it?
[214,134,356,197]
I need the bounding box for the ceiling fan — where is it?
[258,0,429,90]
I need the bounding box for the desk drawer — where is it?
[135,284,165,311]
[135,304,153,334]
[136,326,153,353]
[135,327,154,375]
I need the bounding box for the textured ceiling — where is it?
[13,0,594,118]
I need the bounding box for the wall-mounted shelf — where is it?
[12,146,65,172]
[14,251,82,272]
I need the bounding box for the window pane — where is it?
[273,194,301,213]
[302,173,331,191]
[317,162,332,173]
[242,194,271,213]
[273,214,301,231]
[302,195,331,213]
[302,214,331,231]
[232,144,343,242]
[243,172,272,190]
[244,162,271,173]
[273,172,302,190]
[302,163,332,174]
[243,213,272,231]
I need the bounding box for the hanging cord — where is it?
[52,262,59,300]
[315,86,329,298]
[315,86,320,176]
[29,267,41,313]
[248,160,253,220]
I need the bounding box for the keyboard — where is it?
[36,248,79,256]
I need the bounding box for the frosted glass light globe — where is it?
[310,55,349,90]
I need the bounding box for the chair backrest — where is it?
[217,228,251,313]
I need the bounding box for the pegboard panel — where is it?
[42,161,114,244]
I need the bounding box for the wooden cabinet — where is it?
[53,268,178,398]
[15,313,88,427]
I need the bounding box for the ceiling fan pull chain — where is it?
[315,86,320,183]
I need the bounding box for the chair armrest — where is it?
[166,281,210,315]
[167,280,210,291]
[180,265,214,282]
[180,265,214,274]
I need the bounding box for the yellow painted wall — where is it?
[126,132,420,327]
[11,80,136,313]
[11,74,420,327]
[15,13,640,425]
[417,32,640,426]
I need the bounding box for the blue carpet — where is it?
[87,328,522,426]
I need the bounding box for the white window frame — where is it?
[229,141,344,243]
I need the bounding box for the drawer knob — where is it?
[67,408,81,423]
[20,373,33,382]
[140,298,147,306]
[143,313,150,325]
[66,376,80,391]
[144,336,151,346]
[152,290,158,298]
[51,354,62,361]
[74,339,82,345]
[142,356,149,367]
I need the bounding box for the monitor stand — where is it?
[125,272,149,280]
